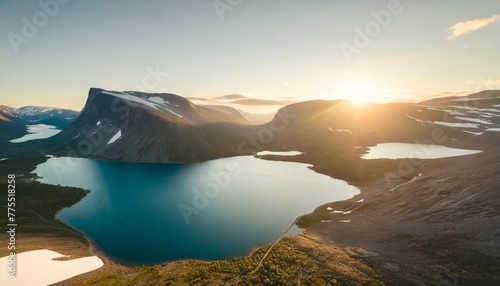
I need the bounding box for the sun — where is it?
[337,81,380,104]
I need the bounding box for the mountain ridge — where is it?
[1,89,499,163]
[39,88,253,162]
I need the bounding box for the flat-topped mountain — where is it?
[43,88,252,162]
[1,89,499,162]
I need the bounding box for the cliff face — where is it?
[50,88,252,163]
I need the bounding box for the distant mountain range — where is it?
[265,90,500,152]
[0,105,79,141]
[1,89,499,162]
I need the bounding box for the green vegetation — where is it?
[296,208,333,229]
[184,243,313,285]
[0,156,47,178]
[79,236,385,286]
[0,169,385,285]
[0,181,88,240]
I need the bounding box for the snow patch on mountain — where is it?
[433,121,479,128]
[148,96,170,105]
[455,116,492,125]
[443,109,466,116]
[455,106,500,114]
[102,91,185,120]
[102,90,159,110]
[406,114,426,123]
[12,106,56,117]
[107,130,122,145]
[328,127,352,134]
[463,130,484,136]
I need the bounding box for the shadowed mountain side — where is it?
[197,104,250,125]
[261,100,487,154]
[2,89,499,163]
[238,110,276,125]
[40,88,254,163]
[0,106,27,141]
[11,106,79,129]
[0,104,79,144]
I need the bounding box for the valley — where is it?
[0,89,499,285]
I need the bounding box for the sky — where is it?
[1,0,499,112]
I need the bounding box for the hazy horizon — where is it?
[1,1,499,111]
[0,87,494,115]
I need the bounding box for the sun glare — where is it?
[337,82,380,104]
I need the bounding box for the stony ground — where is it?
[1,147,498,285]
[303,147,500,285]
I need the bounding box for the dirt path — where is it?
[228,217,301,285]
[250,217,300,275]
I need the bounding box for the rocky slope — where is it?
[3,89,500,163]
[0,106,27,141]
[10,106,79,129]
[43,88,253,162]
[1,89,499,285]
[0,104,79,142]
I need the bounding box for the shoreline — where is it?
[0,153,373,285]
[2,146,498,285]
[30,153,360,267]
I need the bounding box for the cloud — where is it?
[231,98,296,106]
[448,15,499,39]
[215,94,247,100]
[188,95,296,106]
[187,95,299,114]
[186,97,207,101]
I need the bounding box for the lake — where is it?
[255,150,302,156]
[10,124,61,143]
[33,156,359,265]
[362,143,482,159]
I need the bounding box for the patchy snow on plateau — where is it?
[102,91,185,120]
[107,130,122,145]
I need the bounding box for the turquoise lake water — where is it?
[33,156,359,265]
